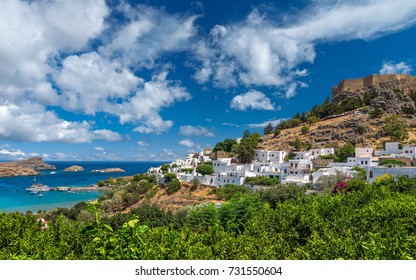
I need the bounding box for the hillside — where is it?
[0,157,56,177]
[260,74,416,151]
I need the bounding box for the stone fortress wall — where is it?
[332,74,412,99]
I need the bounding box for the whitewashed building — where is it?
[366,166,416,184]
[254,149,286,163]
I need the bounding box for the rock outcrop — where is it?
[92,168,125,173]
[63,165,84,172]
[0,157,56,178]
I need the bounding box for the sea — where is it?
[0,161,167,213]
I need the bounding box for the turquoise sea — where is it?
[0,161,167,213]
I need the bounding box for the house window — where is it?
[284,169,287,174]
[370,171,373,178]
[361,161,364,165]
[365,161,368,165]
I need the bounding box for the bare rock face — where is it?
[92,168,126,173]
[63,165,84,172]
[0,157,56,178]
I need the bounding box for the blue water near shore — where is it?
[0,161,167,213]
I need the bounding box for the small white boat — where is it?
[50,171,56,174]
[38,193,43,197]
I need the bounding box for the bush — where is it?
[196,164,214,176]
[164,173,177,182]
[167,179,181,194]
[211,184,251,200]
[301,125,309,134]
[384,115,409,141]
[357,125,366,135]
[379,159,406,166]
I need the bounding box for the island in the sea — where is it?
[0,157,56,178]
[63,165,84,172]
[92,168,125,173]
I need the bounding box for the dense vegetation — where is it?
[2,175,416,260]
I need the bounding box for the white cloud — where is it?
[179,125,215,137]
[0,146,25,157]
[380,61,413,74]
[230,90,275,111]
[95,147,105,152]
[137,141,149,147]
[100,4,198,68]
[247,118,286,128]
[194,1,416,96]
[179,139,199,148]
[55,52,141,114]
[0,101,121,143]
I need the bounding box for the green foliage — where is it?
[244,176,280,186]
[160,164,170,172]
[401,106,416,115]
[263,122,274,135]
[166,179,181,195]
[196,164,214,176]
[163,173,177,182]
[273,129,281,137]
[369,108,384,117]
[352,166,366,180]
[292,137,303,150]
[190,178,200,190]
[210,184,251,200]
[213,139,238,153]
[97,180,105,187]
[257,184,306,208]
[379,159,406,166]
[337,143,355,162]
[357,125,366,135]
[384,115,409,141]
[301,125,309,134]
[236,136,257,164]
[307,116,320,124]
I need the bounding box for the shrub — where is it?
[301,125,309,134]
[196,164,214,176]
[164,173,177,182]
[167,179,181,194]
[379,159,406,166]
[357,125,366,135]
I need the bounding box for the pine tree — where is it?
[263,122,273,135]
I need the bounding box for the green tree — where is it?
[161,164,170,172]
[167,179,181,194]
[237,138,255,164]
[384,115,409,141]
[213,139,238,153]
[196,164,215,176]
[292,137,303,150]
[301,125,309,134]
[369,108,384,117]
[164,173,177,182]
[263,122,274,135]
[337,143,355,162]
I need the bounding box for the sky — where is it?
[0,0,416,161]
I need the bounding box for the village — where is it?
[148,141,416,187]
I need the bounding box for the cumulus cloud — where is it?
[193,0,416,96]
[179,139,199,148]
[100,4,198,68]
[0,101,121,143]
[0,145,26,157]
[380,61,413,74]
[179,125,215,137]
[230,90,275,111]
[95,147,105,152]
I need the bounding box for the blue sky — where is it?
[0,0,416,161]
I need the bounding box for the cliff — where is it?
[0,157,56,178]
[261,75,416,151]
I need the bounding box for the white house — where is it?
[403,146,416,159]
[355,147,373,158]
[366,166,416,184]
[254,149,287,163]
[309,148,335,158]
[374,142,400,156]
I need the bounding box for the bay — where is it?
[0,161,167,213]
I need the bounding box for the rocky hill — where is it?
[63,165,84,172]
[0,157,56,178]
[260,75,416,151]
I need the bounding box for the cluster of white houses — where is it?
[148,142,416,187]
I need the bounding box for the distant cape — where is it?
[0,157,56,178]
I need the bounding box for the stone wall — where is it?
[331,74,413,100]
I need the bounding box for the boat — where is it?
[50,171,56,174]
[26,183,50,193]
[38,193,43,197]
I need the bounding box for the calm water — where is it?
[0,161,167,213]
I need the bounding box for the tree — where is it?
[307,116,320,124]
[237,138,255,164]
[337,143,355,162]
[384,115,409,141]
[213,139,237,152]
[292,137,302,150]
[263,122,273,135]
[196,164,214,176]
[243,130,251,139]
[369,108,384,117]
[164,173,176,182]
[300,125,309,134]
[161,164,170,172]
[167,178,181,194]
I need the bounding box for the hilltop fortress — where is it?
[331,73,415,100]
